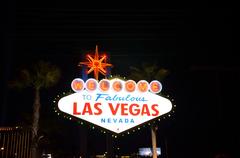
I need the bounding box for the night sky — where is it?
[1,2,237,158]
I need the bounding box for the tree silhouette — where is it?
[9,60,61,158]
[128,63,169,158]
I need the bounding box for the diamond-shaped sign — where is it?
[58,78,172,134]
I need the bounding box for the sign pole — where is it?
[151,125,157,158]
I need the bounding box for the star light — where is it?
[79,45,112,80]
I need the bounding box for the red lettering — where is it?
[109,103,120,115]
[82,102,93,115]
[73,102,81,115]
[107,103,159,116]
[141,104,150,116]
[151,104,159,116]
[94,103,102,115]
[121,103,128,115]
[129,104,140,116]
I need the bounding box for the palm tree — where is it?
[128,63,169,158]
[10,60,61,158]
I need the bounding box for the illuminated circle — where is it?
[112,80,123,92]
[149,80,162,93]
[99,79,110,92]
[85,78,98,91]
[125,80,136,92]
[137,80,149,93]
[71,78,84,92]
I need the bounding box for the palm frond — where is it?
[128,63,170,82]
[9,60,61,90]
[154,68,170,81]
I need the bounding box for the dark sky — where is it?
[1,2,238,158]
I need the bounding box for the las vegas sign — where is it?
[58,78,172,134]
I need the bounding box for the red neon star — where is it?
[79,45,112,80]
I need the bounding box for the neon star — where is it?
[79,45,112,80]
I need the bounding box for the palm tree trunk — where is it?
[151,125,157,158]
[31,88,40,158]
